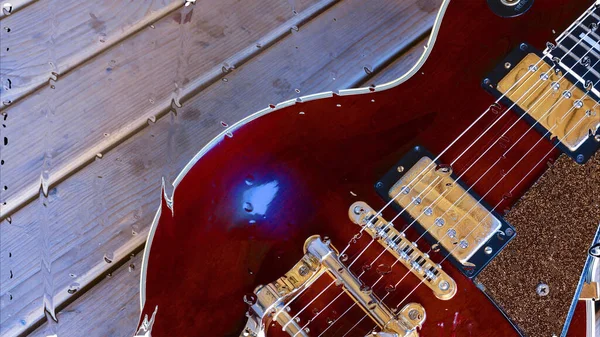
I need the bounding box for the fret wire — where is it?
[557,44,600,80]
[566,33,600,61]
[578,22,600,47]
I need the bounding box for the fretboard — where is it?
[545,2,600,98]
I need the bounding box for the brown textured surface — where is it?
[478,152,600,337]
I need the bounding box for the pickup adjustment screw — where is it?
[536,283,550,296]
[298,265,309,276]
[408,309,421,320]
[439,280,450,291]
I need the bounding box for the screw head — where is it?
[439,280,450,291]
[520,43,528,51]
[536,283,550,296]
[577,154,585,163]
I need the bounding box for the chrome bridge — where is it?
[240,236,426,337]
[348,202,457,300]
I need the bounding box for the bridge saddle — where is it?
[348,202,457,301]
[240,236,426,337]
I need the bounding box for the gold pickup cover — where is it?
[388,157,501,264]
[497,53,599,151]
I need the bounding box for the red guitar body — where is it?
[139,0,593,336]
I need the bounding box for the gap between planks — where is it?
[0,1,183,109]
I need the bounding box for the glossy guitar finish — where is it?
[139,0,595,336]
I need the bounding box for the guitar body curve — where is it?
[139,0,594,336]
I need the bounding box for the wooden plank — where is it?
[0,0,325,219]
[0,0,182,106]
[27,5,436,335]
[30,254,144,337]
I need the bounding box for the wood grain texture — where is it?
[10,1,439,336]
[29,254,143,337]
[0,0,181,106]
[0,0,324,219]
[27,11,437,337]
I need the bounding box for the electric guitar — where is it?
[135,0,600,336]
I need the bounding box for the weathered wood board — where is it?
[1,0,439,336]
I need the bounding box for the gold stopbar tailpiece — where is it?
[240,236,426,337]
[349,201,457,300]
[385,156,502,265]
[497,53,600,151]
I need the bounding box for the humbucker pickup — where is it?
[348,202,457,300]
[484,44,600,163]
[375,147,515,277]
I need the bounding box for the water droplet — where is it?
[435,164,453,175]
[400,186,410,194]
[423,206,433,216]
[103,253,113,264]
[67,283,80,294]
[360,284,372,295]
[312,308,319,315]
[149,24,155,29]
[562,90,572,99]
[573,100,583,109]
[243,202,253,212]
[412,197,422,205]
[222,78,228,82]
[362,263,372,272]
[376,264,392,276]
[551,82,560,91]
[385,284,396,293]
[2,3,12,15]
[245,175,254,185]
[363,66,372,75]
[459,239,469,249]
[290,25,299,33]
[243,293,257,305]
[434,217,445,227]
[249,219,256,225]
[540,72,549,81]
[128,263,135,272]
[69,273,77,278]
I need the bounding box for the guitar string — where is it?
[339,96,597,337]
[280,15,598,332]
[274,8,596,322]
[333,31,600,334]
[340,89,599,337]
[279,13,596,330]
[277,29,567,327]
[323,76,599,337]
